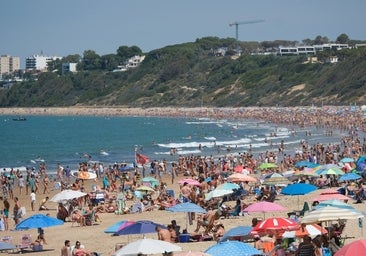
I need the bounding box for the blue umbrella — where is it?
[115,220,166,235]
[281,183,317,196]
[281,183,317,209]
[314,199,358,211]
[338,172,362,181]
[340,157,355,163]
[166,202,207,214]
[15,214,64,230]
[219,226,253,242]
[216,183,240,190]
[205,240,261,256]
[294,161,318,168]
[166,202,207,229]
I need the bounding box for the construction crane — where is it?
[229,19,265,41]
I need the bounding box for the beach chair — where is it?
[1,236,16,252]
[18,234,32,251]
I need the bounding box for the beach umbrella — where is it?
[281,183,317,209]
[340,157,355,163]
[115,220,166,235]
[227,173,257,183]
[166,202,207,229]
[262,173,291,186]
[242,201,286,219]
[252,217,299,235]
[216,182,240,190]
[178,178,201,186]
[301,206,364,224]
[338,172,362,181]
[219,226,253,242]
[104,220,135,234]
[314,199,357,211]
[50,189,87,202]
[334,239,366,256]
[113,237,182,256]
[15,214,64,230]
[141,176,159,187]
[258,163,278,170]
[204,240,261,256]
[0,241,17,251]
[282,223,327,238]
[311,193,351,202]
[317,168,345,176]
[135,185,155,192]
[294,161,318,168]
[205,189,233,201]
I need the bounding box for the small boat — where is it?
[12,117,27,121]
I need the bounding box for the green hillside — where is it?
[1,37,366,107]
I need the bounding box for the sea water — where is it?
[0,115,345,172]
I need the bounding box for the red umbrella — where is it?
[334,239,366,256]
[252,217,299,235]
[243,201,286,219]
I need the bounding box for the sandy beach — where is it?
[0,106,365,256]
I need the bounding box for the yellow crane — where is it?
[229,19,265,41]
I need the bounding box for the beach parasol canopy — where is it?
[216,182,240,190]
[294,161,319,168]
[204,240,261,256]
[258,163,278,170]
[252,217,299,234]
[339,157,355,163]
[15,214,64,230]
[104,220,135,234]
[262,173,291,186]
[338,172,362,181]
[334,239,366,256]
[205,189,233,201]
[314,199,357,211]
[135,185,155,192]
[242,201,286,219]
[219,226,253,242]
[178,178,201,186]
[141,176,159,187]
[113,238,182,255]
[50,189,87,202]
[227,173,258,183]
[115,220,166,235]
[301,206,364,224]
[166,202,207,229]
[281,183,317,196]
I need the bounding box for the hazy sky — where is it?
[2,0,365,68]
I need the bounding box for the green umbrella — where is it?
[258,163,278,170]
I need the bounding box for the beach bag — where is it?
[322,247,332,256]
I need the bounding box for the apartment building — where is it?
[25,54,62,71]
[0,55,20,74]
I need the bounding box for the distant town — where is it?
[1,42,366,85]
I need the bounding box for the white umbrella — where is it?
[50,189,87,202]
[301,206,364,224]
[205,189,233,201]
[113,238,182,255]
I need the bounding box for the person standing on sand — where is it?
[30,190,36,211]
[60,239,71,256]
[13,197,21,225]
[3,199,10,230]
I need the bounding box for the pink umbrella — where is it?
[311,193,351,202]
[242,201,286,219]
[334,239,366,256]
[252,217,299,235]
[178,178,201,186]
